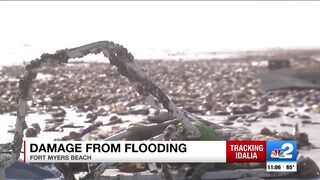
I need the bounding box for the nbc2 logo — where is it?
[270,143,293,159]
[267,141,297,162]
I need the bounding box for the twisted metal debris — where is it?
[0,41,200,179]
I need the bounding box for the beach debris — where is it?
[285,111,313,120]
[310,105,320,113]
[54,163,86,180]
[60,123,84,129]
[61,131,82,141]
[297,156,320,178]
[43,123,61,132]
[125,120,180,141]
[147,109,174,123]
[163,124,182,140]
[116,163,148,173]
[226,115,242,121]
[5,160,63,179]
[81,121,103,136]
[260,67,320,91]
[127,105,150,115]
[193,121,222,140]
[105,116,123,125]
[51,108,66,118]
[110,105,128,115]
[260,110,281,118]
[1,40,320,179]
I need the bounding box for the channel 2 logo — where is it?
[266,141,297,172]
[267,141,297,162]
[270,143,293,159]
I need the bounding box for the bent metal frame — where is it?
[0,41,201,179]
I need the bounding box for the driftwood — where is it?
[0,41,201,179]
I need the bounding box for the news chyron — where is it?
[24,140,297,172]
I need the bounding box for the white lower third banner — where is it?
[24,140,226,163]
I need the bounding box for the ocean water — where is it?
[0,44,243,66]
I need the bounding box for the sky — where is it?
[1,1,320,64]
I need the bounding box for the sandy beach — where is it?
[0,58,320,179]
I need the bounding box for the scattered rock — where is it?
[245,114,259,122]
[227,104,256,114]
[258,104,268,111]
[85,112,98,123]
[43,124,60,132]
[61,131,82,141]
[53,117,64,122]
[285,111,295,117]
[299,114,311,119]
[31,123,41,133]
[25,128,38,137]
[295,132,310,148]
[111,105,128,115]
[213,110,229,116]
[236,118,244,123]
[128,105,149,115]
[310,105,320,113]
[2,61,320,118]
[7,128,15,133]
[227,115,242,121]
[260,111,281,118]
[277,132,294,140]
[96,107,108,116]
[260,127,273,136]
[223,121,234,126]
[276,100,290,107]
[105,116,123,125]
[302,120,313,124]
[51,108,66,118]
[280,123,294,127]
[2,58,320,179]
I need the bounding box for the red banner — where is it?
[226,141,266,163]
